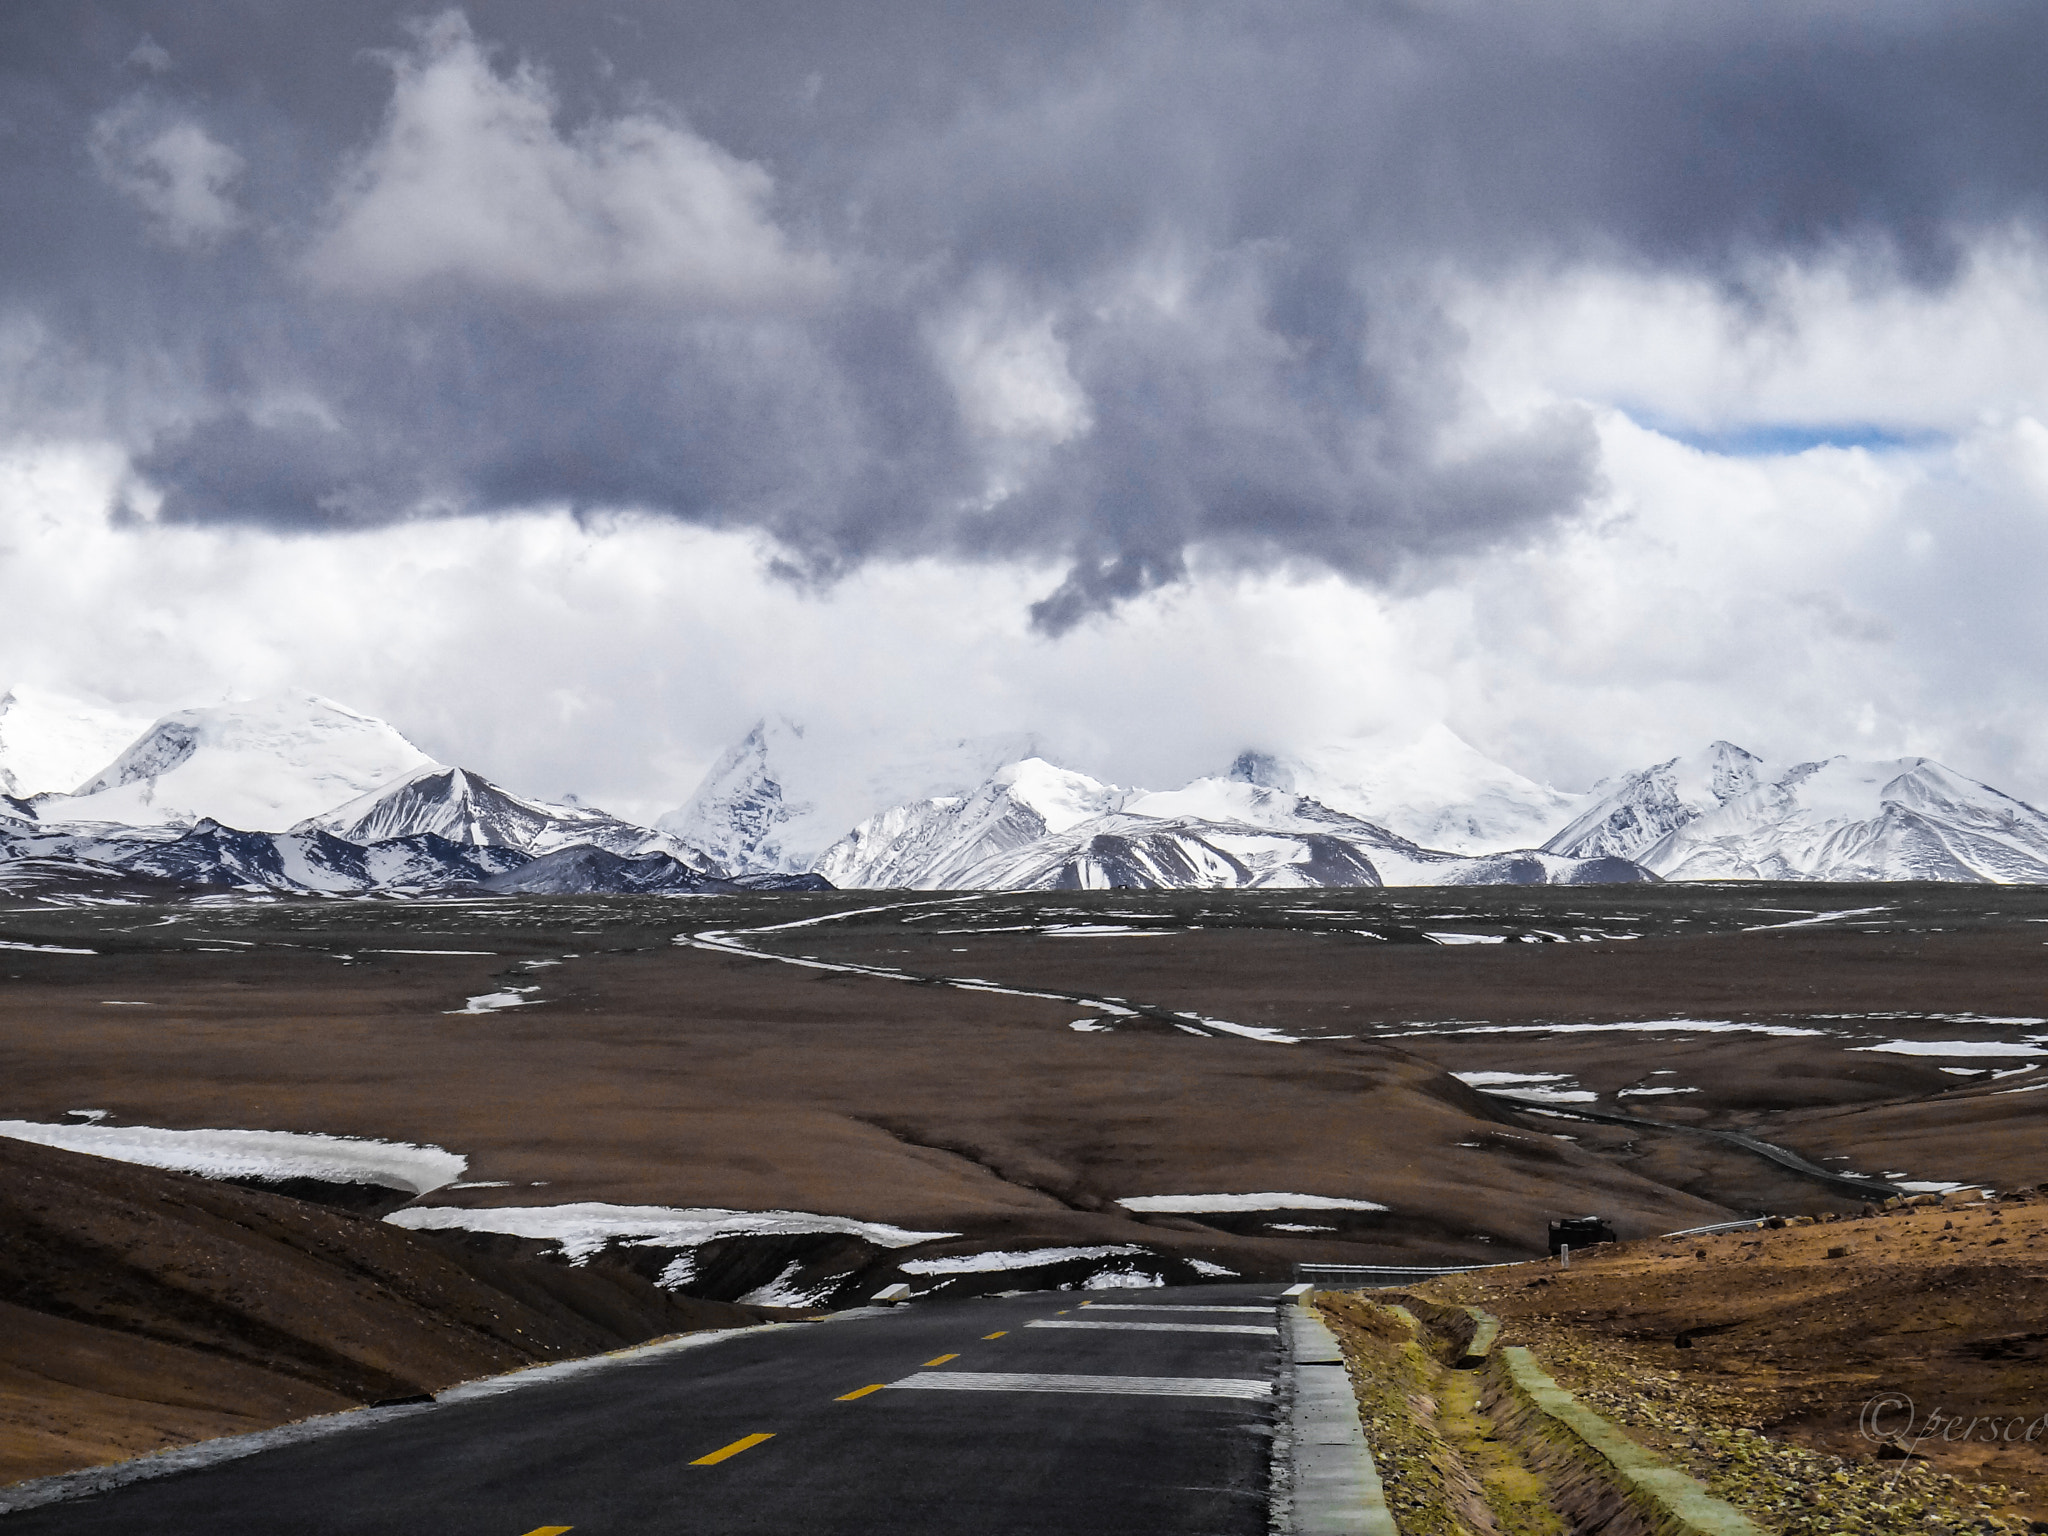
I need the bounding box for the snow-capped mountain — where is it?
[37,694,437,832]
[1543,744,2048,882]
[303,765,714,866]
[0,685,156,799]
[1637,757,2048,881]
[817,758,1134,889]
[1227,724,1578,855]
[1543,742,1769,862]
[821,760,1646,890]
[660,717,1048,875]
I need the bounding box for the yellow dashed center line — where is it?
[983,1330,1007,1339]
[520,1528,573,1535]
[923,1353,959,1366]
[691,1432,775,1465]
[836,1383,886,1401]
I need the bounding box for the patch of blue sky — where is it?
[1629,415,1949,458]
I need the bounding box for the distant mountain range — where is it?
[3,689,2045,898]
[1543,742,2048,882]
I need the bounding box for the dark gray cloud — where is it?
[4,1,2046,627]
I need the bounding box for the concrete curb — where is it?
[1488,1346,1764,1536]
[1278,1295,1398,1536]
[1391,1294,1500,1368]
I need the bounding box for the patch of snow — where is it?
[1266,1222,1336,1233]
[446,987,540,1015]
[1082,1269,1166,1290]
[1117,1192,1388,1213]
[900,1244,1146,1275]
[1188,1015,1302,1045]
[1617,1086,1700,1096]
[1187,1259,1238,1277]
[1452,1071,1570,1087]
[1849,1039,2047,1058]
[1426,932,1507,945]
[386,1201,954,1265]
[1896,1180,1969,1194]
[1814,1012,2048,1024]
[65,1109,108,1121]
[1482,1085,1599,1103]
[0,940,95,953]
[1069,1020,1114,1032]
[1394,1019,1825,1038]
[737,1262,835,1308]
[1040,925,1174,937]
[0,1119,465,1193]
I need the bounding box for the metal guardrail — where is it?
[1661,1218,1770,1238]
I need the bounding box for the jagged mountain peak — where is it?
[305,763,712,866]
[1542,740,1772,862]
[659,717,1053,875]
[817,757,1130,891]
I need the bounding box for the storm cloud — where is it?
[5,2,2048,627]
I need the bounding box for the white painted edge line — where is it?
[891,1371,1271,1400]
[1284,1305,1397,1536]
[0,1325,777,1516]
[1025,1319,1278,1336]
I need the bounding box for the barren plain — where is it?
[2,882,2044,1490]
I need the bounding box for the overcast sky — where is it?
[5,1,2048,818]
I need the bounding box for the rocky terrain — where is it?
[1378,1185,2048,1529]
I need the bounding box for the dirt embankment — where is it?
[0,1137,761,1488]
[1406,1187,2048,1528]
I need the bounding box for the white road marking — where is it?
[891,1371,1270,1400]
[1025,1319,1277,1336]
[1078,1305,1276,1314]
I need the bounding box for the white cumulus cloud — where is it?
[88,97,244,249]
[303,11,829,305]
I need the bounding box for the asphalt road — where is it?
[6,1284,1287,1536]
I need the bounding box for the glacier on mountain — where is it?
[36,694,436,832]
